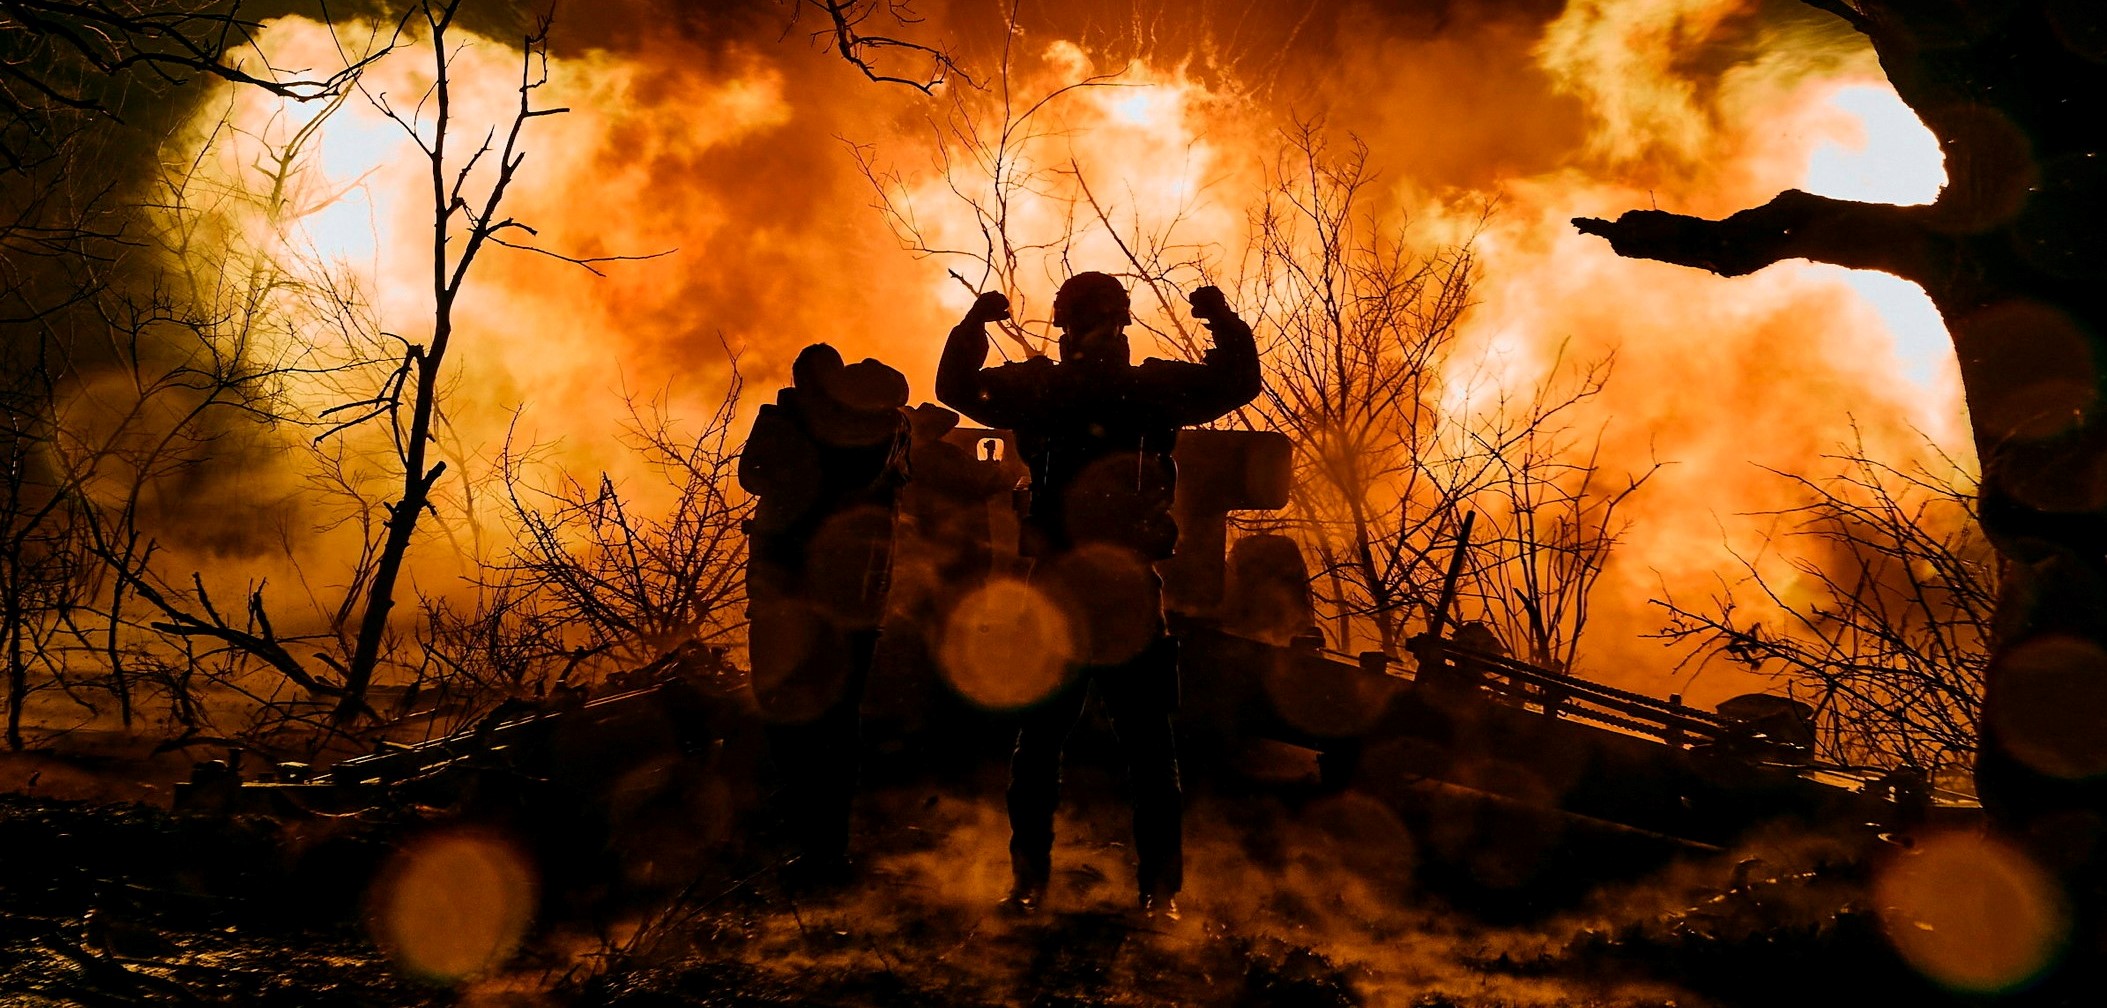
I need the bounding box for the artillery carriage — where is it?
[179,426,1975,892]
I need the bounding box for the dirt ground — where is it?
[0,718,1997,1008]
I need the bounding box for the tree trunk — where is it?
[1574,0,2107,906]
[1346,495,1398,654]
[4,580,25,752]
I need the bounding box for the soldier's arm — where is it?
[936,291,1022,428]
[1176,286,1262,422]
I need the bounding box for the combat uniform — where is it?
[936,299,1260,905]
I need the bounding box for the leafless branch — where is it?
[1649,429,1992,771]
[796,0,970,93]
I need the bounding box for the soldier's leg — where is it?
[804,625,879,868]
[1104,634,1183,902]
[753,595,857,873]
[1006,675,1089,897]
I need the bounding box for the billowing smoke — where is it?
[127,0,1966,706]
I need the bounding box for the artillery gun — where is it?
[953,425,1975,873]
[180,425,1974,894]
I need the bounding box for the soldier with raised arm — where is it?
[936,272,1261,918]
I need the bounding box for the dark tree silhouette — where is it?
[0,0,372,170]
[1575,2,2107,885]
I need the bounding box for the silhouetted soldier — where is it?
[937,272,1260,917]
[739,343,909,887]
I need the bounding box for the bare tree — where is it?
[1236,125,1475,654]
[0,0,374,746]
[793,0,966,93]
[0,2,376,743]
[91,2,663,726]
[0,227,363,747]
[1463,403,1660,672]
[330,0,567,722]
[0,0,373,171]
[855,7,1145,359]
[868,76,1652,665]
[1238,124,1647,663]
[488,375,753,683]
[1654,433,1993,774]
[1,337,89,748]
[33,2,601,733]
[1571,2,2107,857]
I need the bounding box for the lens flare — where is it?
[1874,831,2070,993]
[367,828,538,982]
[1036,542,1159,666]
[1302,791,1417,885]
[939,577,1074,709]
[1952,298,2098,491]
[1987,635,2107,780]
[1261,651,1399,739]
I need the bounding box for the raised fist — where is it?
[1188,285,1232,321]
[967,291,1012,324]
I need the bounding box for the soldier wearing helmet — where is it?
[937,272,1260,918]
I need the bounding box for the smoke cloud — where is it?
[119,0,1966,704]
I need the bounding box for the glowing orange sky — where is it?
[152,0,1970,702]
